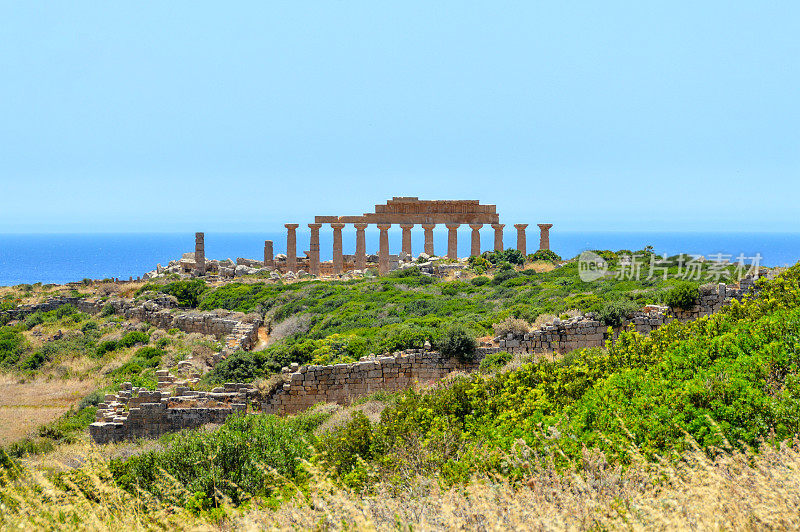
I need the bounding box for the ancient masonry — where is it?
[187,197,553,277]
[90,382,254,444]
[2,296,260,357]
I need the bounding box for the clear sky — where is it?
[1,2,798,233]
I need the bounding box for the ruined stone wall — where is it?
[90,382,252,443]
[2,296,261,354]
[261,348,492,416]
[494,282,752,355]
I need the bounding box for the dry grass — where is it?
[4,440,800,530]
[522,261,557,273]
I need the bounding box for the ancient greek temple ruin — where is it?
[193,197,553,276]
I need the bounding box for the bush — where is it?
[437,325,477,362]
[596,299,639,327]
[96,340,119,356]
[479,350,513,373]
[55,304,77,319]
[492,317,531,337]
[470,276,490,286]
[492,264,519,284]
[482,249,525,265]
[100,304,115,317]
[118,331,149,348]
[528,249,561,262]
[22,312,45,330]
[206,351,264,384]
[80,321,98,334]
[665,281,699,310]
[0,329,26,367]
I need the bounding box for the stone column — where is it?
[446,223,460,259]
[377,223,391,275]
[285,224,299,273]
[491,224,504,251]
[400,224,413,258]
[308,223,321,276]
[422,223,435,256]
[194,232,205,275]
[537,223,553,251]
[264,240,274,266]
[469,224,483,257]
[331,223,345,274]
[514,224,528,256]
[354,223,368,270]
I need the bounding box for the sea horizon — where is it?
[1,230,798,286]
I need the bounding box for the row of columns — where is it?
[283,222,553,275]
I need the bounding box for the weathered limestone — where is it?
[285,224,299,273]
[400,223,414,257]
[354,223,368,270]
[537,223,553,251]
[514,224,528,256]
[492,224,504,251]
[446,223,460,259]
[195,232,205,275]
[469,224,483,256]
[330,223,345,274]
[422,223,436,256]
[316,197,499,225]
[308,223,321,276]
[377,223,391,274]
[264,240,274,266]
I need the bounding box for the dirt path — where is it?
[253,326,271,351]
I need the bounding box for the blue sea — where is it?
[1,231,799,286]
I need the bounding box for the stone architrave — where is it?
[514,224,528,256]
[422,223,435,256]
[446,223,460,259]
[331,223,345,274]
[469,224,483,257]
[354,223,368,270]
[537,223,553,251]
[285,224,299,273]
[195,232,205,275]
[399,223,413,258]
[377,223,391,274]
[308,223,321,276]
[264,240,274,266]
[491,224,504,251]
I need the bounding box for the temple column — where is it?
[400,223,413,258]
[469,224,483,257]
[377,223,391,275]
[354,223,368,270]
[491,224,504,251]
[446,223,460,259]
[308,223,321,276]
[194,232,205,275]
[331,223,345,274]
[264,240,274,266]
[537,223,553,251]
[422,223,435,256]
[514,224,528,256]
[285,224,299,273]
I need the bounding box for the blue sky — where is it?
[1,2,798,233]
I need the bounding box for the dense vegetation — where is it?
[106,263,800,508]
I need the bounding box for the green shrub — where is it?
[528,249,561,262]
[100,304,115,317]
[138,280,208,307]
[81,321,98,334]
[55,304,76,319]
[479,350,513,373]
[96,340,119,356]
[437,325,477,362]
[23,312,45,330]
[206,351,264,384]
[665,281,699,310]
[118,331,149,348]
[470,276,490,286]
[0,329,26,367]
[596,299,639,327]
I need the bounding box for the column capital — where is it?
[491,223,505,229]
[354,223,368,230]
[469,223,483,230]
[285,223,299,230]
[537,223,553,230]
[376,223,392,230]
[308,223,322,230]
[330,223,345,230]
[399,223,414,229]
[514,223,529,230]
[421,223,436,230]
[445,223,461,229]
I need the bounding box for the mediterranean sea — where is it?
[1,231,798,286]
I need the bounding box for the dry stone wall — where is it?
[90,382,253,443]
